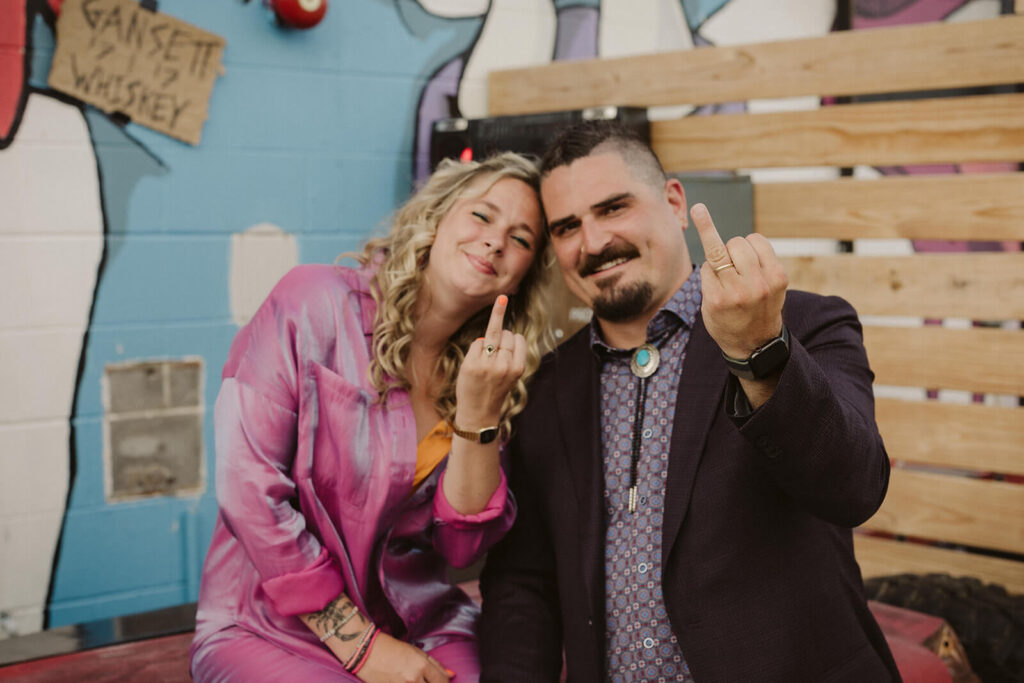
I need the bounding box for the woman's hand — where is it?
[357,632,453,683]
[444,294,524,514]
[454,294,526,429]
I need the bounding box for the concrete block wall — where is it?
[0,0,444,635]
[1,0,997,639]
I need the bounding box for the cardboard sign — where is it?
[48,0,225,145]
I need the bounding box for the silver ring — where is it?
[484,344,496,356]
[713,262,736,273]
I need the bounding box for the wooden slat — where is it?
[780,253,1024,320]
[650,93,1024,172]
[854,534,1024,595]
[488,16,1024,116]
[863,325,1024,395]
[876,399,1024,476]
[755,173,1024,241]
[861,468,1024,555]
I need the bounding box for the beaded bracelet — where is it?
[350,628,381,675]
[350,626,378,671]
[343,623,377,671]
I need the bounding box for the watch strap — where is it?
[722,325,791,380]
[450,422,499,444]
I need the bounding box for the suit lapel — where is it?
[553,333,606,622]
[662,315,728,564]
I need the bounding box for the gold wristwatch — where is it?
[450,422,499,444]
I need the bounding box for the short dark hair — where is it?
[540,120,667,188]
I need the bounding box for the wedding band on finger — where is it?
[484,344,496,356]
[713,262,736,273]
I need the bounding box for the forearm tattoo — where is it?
[311,595,369,642]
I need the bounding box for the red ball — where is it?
[272,0,327,29]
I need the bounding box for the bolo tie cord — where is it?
[628,375,649,514]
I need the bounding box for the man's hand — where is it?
[693,203,788,408]
[692,202,788,360]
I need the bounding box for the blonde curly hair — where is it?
[351,152,553,438]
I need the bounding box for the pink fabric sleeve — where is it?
[431,469,516,569]
[215,377,345,616]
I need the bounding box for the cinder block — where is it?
[3,91,93,146]
[50,502,183,600]
[0,513,63,612]
[163,152,307,234]
[168,361,202,408]
[0,421,70,518]
[0,604,45,639]
[229,223,298,326]
[343,75,421,156]
[106,362,166,413]
[337,154,411,234]
[0,97,102,237]
[306,156,346,233]
[90,236,230,325]
[199,66,339,152]
[0,236,102,328]
[0,329,83,422]
[108,413,203,499]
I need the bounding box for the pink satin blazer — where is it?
[190,264,515,671]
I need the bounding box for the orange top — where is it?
[415,420,451,489]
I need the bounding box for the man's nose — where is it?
[580,217,611,255]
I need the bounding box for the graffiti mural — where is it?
[0,0,1013,639]
[1,0,104,635]
[0,0,456,636]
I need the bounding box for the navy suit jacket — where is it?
[480,291,901,682]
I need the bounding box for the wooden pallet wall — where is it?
[489,13,1024,593]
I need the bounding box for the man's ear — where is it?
[664,178,688,228]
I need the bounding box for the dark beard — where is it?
[591,279,654,322]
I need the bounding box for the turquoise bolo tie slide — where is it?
[630,343,660,378]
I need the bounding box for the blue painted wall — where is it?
[45,0,487,626]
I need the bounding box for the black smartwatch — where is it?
[722,325,790,380]
[450,422,499,444]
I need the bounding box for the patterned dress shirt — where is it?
[592,268,702,682]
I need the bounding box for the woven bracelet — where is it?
[343,623,376,671]
[350,628,381,675]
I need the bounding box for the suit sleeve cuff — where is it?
[260,547,345,616]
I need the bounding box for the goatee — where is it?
[592,280,654,322]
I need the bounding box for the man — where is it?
[478,122,899,682]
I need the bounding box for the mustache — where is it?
[578,243,640,278]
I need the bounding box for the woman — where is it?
[189,152,551,682]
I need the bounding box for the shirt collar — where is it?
[589,267,703,354]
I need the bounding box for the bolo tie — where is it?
[626,341,661,514]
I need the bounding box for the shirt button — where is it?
[642,428,653,439]
[643,637,655,649]
[637,562,648,574]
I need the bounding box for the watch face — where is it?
[749,337,790,379]
[479,427,499,445]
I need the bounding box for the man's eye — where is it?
[549,222,578,238]
[602,203,624,215]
